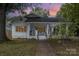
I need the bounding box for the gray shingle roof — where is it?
[8,13,66,24]
[24,13,65,22]
[25,17,64,22]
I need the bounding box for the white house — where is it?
[9,14,70,40]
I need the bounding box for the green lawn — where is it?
[0,40,37,56]
[48,39,79,56]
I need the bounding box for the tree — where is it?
[0,4,8,41]
[6,3,41,19]
[58,3,79,36]
[6,3,41,14]
[32,7,48,17]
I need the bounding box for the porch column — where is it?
[35,30,38,39]
[46,24,49,39]
[27,23,30,39]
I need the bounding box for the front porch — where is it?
[26,22,70,40]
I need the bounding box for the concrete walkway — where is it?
[35,40,56,56]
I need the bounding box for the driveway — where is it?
[35,40,56,56]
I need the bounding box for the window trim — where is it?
[16,26,26,32]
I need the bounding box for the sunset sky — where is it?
[22,3,62,16]
[40,3,62,16]
[7,3,62,18]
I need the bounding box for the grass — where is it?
[0,40,37,56]
[48,39,79,56]
[0,38,79,56]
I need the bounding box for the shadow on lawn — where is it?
[0,40,37,56]
[48,39,79,56]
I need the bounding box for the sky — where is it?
[28,3,62,16]
[40,3,62,10]
[48,3,62,16]
[6,3,62,18]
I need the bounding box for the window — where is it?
[35,24,45,32]
[16,26,26,32]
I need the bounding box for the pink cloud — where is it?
[49,4,61,16]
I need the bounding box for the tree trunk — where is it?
[0,4,8,42]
